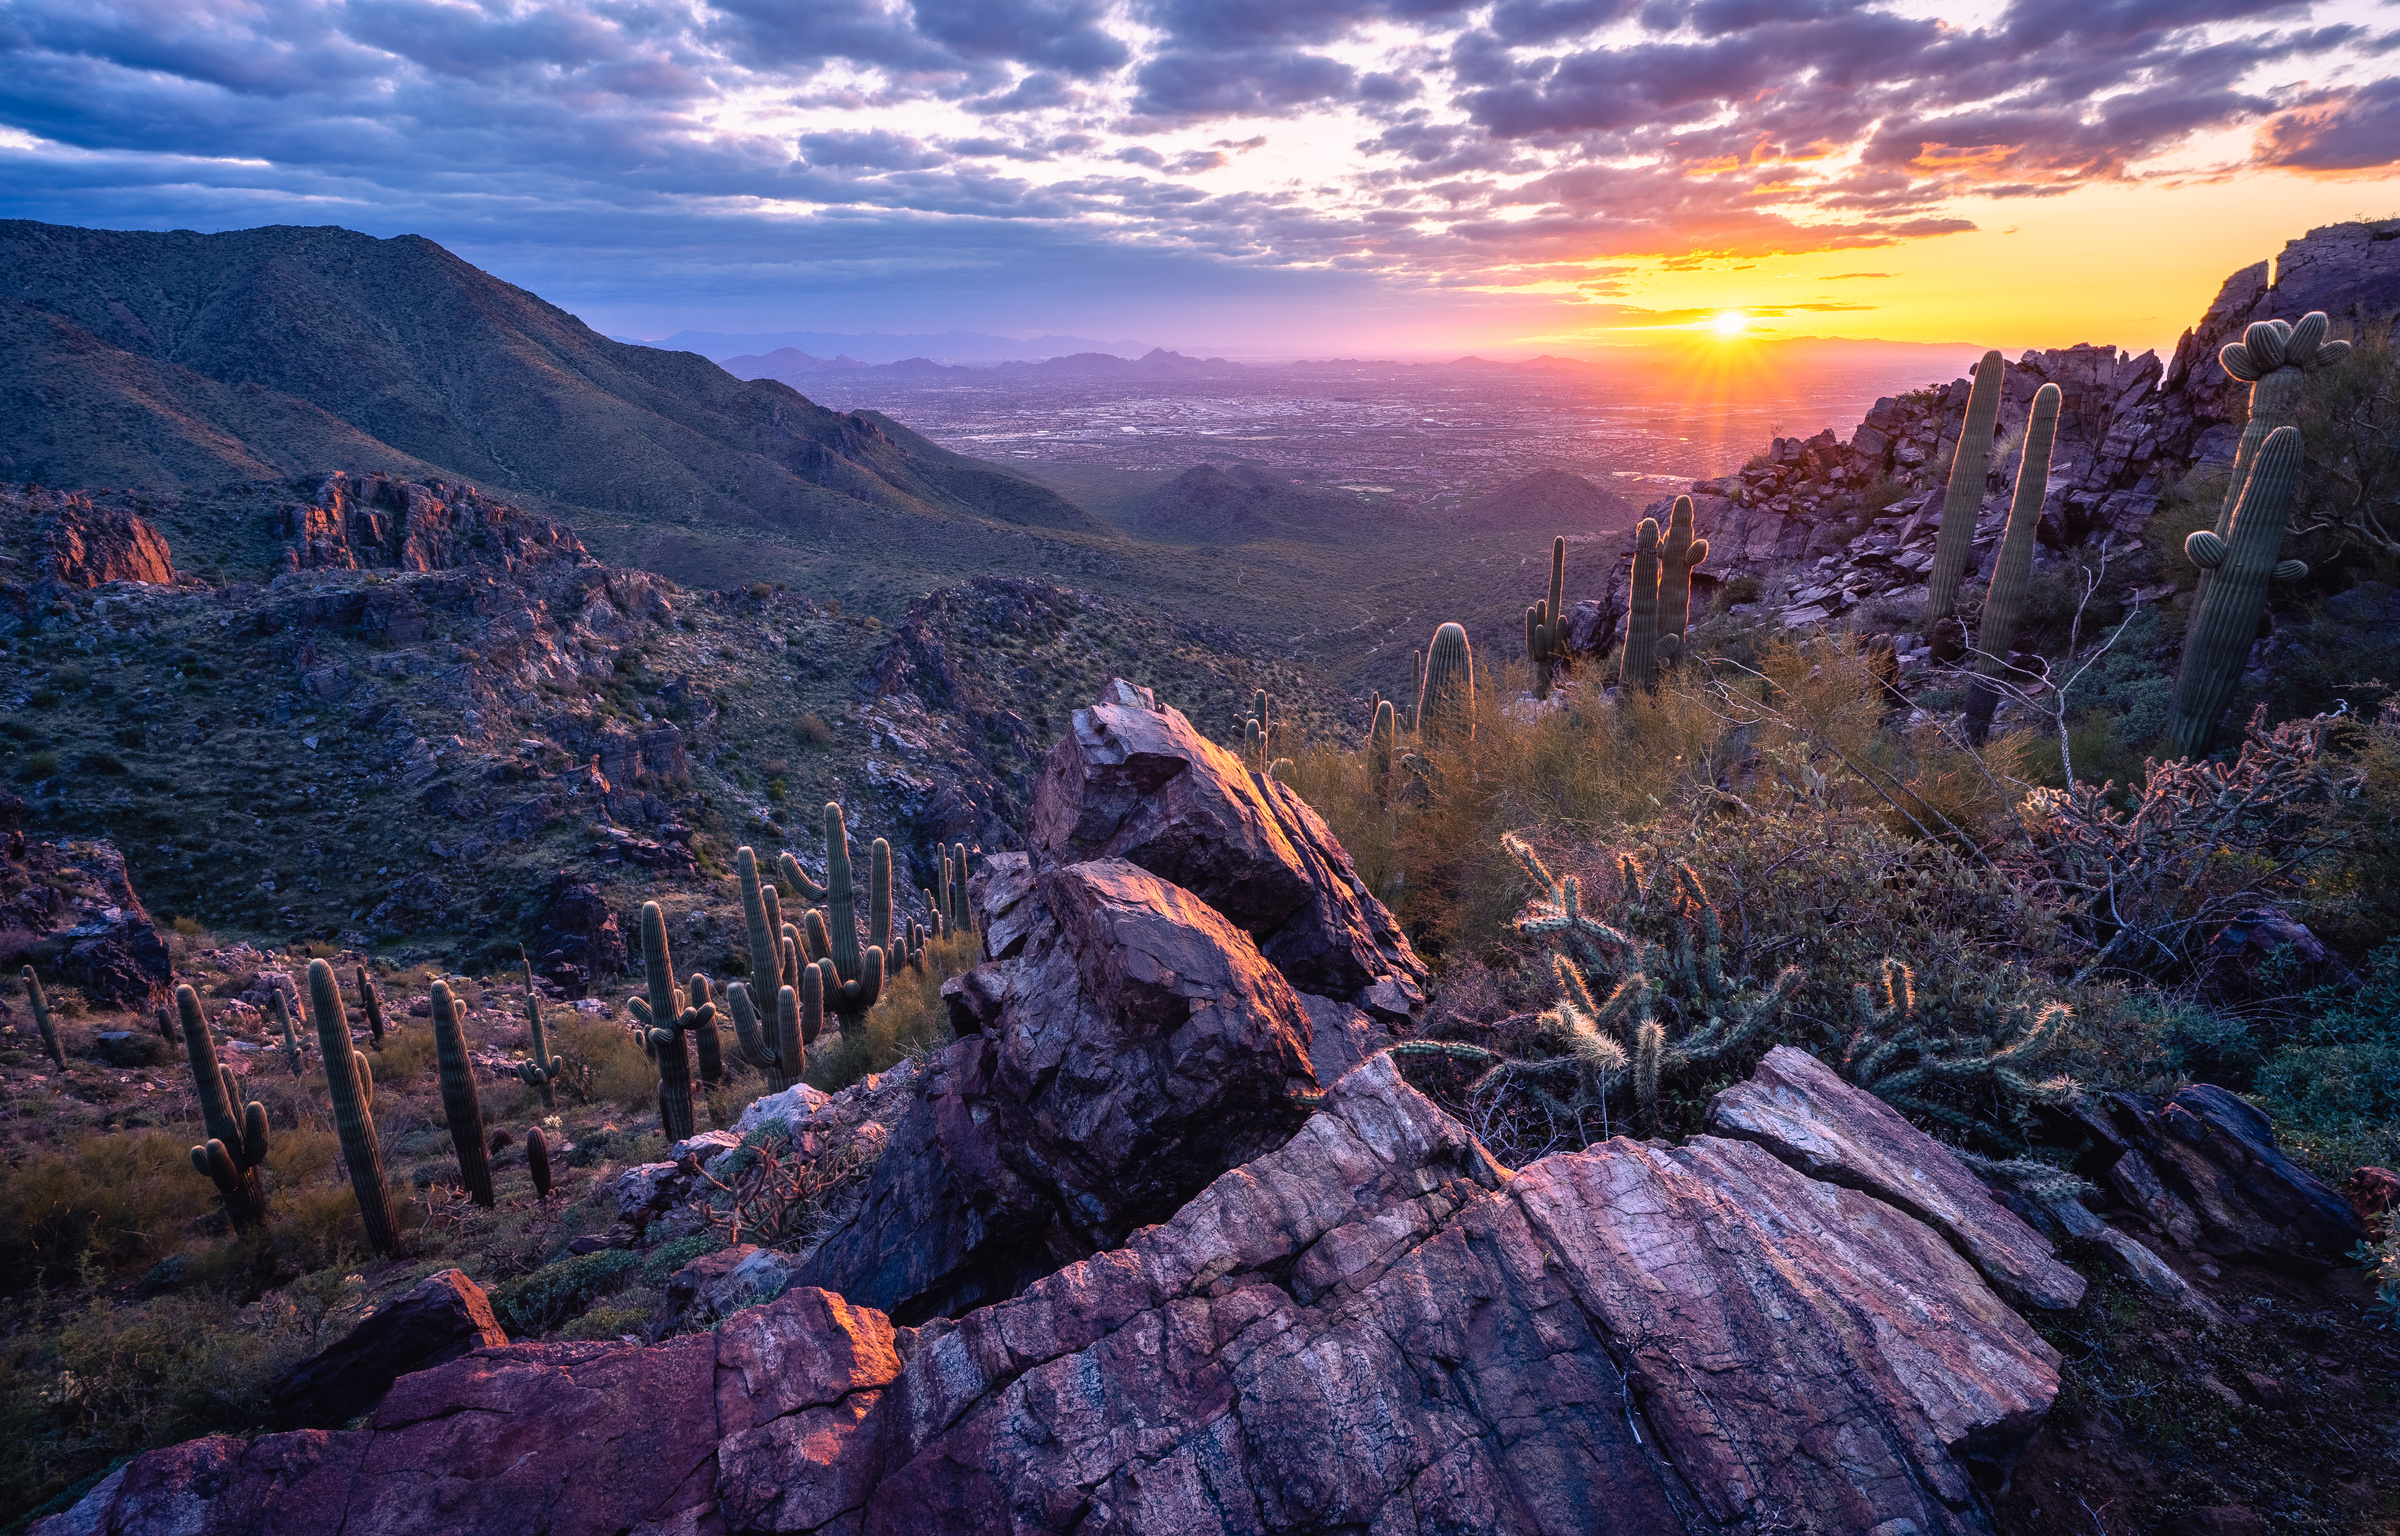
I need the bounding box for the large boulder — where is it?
[793,857,1320,1323]
[47,1057,2067,1536]
[41,499,176,587]
[267,1270,508,1428]
[1029,680,1425,1021]
[1705,1044,2086,1312]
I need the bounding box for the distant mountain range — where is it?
[633,329,1160,365]
[0,221,1099,539]
[725,346,1238,387]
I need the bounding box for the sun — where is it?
[1710,310,1749,338]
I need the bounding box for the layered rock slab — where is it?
[1704,1044,2086,1313]
[47,1058,2066,1536]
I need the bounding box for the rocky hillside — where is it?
[29,683,2389,1536]
[0,474,1345,973]
[0,220,1098,542]
[1533,218,2400,713]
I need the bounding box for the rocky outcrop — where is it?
[277,472,585,575]
[44,1056,2070,1536]
[521,872,627,998]
[2086,1084,2369,1272]
[1705,1044,2086,1313]
[40,497,177,587]
[1030,678,1425,1021]
[267,1269,508,1428]
[793,855,1320,1323]
[0,835,173,1010]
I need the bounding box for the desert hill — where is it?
[1457,468,1639,534]
[1130,462,1426,544]
[0,222,1099,540]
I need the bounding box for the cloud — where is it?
[0,0,2386,345]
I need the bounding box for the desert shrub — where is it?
[2252,940,2400,1178]
[489,1248,638,1335]
[0,1131,215,1291]
[553,1011,657,1111]
[639,1232,725,1285]
[806,929,979,1092]
[557,1297,654,1341]
[2293,322,2400,568]
[374,1022,437,1085]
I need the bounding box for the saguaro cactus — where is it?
[1963,382,2062,745]
[1657,496,1709,648]
[430,980,494,1207]
[2210,314,2349,558]
[1620,518,1662,692]
[357,965,386,1051]
[2164,426,2310,759]
[312,960,400,1256]
[949,843,975,941]
[20,966,63,1070]
[629,900,711,1139]
[515,950,563,1109]
[727,975,805,1092]
[736,845,781,990]
[1416,622,1475,740]
[270,985,305,1076]
[1244,690,1275,770]
[815,804,886,1030]
[1925,350,2007,624]
[527,1125,554,1200]
[179,982,269,1228]
[687,974,724,1087]
[1525,537,1567,699]
[1368,698,1397,803]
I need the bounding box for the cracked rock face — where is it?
[44,1058,2069,1536]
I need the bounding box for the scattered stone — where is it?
[91,1031,167,1068]
[731,1082,831,1137]
[646,1244,799,1340]
[2098,1085,2368,1272]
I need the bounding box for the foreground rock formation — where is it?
[42,1053,2074,1536]
[41,685,2102,1536]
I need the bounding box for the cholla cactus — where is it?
[1839,957,2077,1132]
[1506,833,1803,1129]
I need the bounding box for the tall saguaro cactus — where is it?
[2165,426,2310,759]
[179,983,269,1228]
[949,843,975,942]
[1963,382,2062,744]
[1368,698,1397,804]
[1525,536,1567,699]
[270,985,305,1076]
[312,960,400,1256]
[1416,622,1475,740]
[1925,350,2007,625]
[20,966,63,1070]
[2195,313,2349,607]
[430,980,494,1206]
[1657,496,1709,649]
[630,900,711,1139]
[515,950,563,1109]
[1620,518,1662,693]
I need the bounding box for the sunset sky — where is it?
[4,0,2397,359]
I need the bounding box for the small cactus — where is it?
[431,980,494,1207]
[1925,350,2007,624]
[269,983,305,1076]
[949,843,975,941]
[2164,425,2309,758]
[1657,496,1709,642]
[178,982,269,1228]
[527,1125,554,1200]
[1244,689,1275,770]
[357,964,386,1051]
[514,950,563,1109]
[1620,518,1662,692]
[20,966,63,1071]
[312,960,400,1256]
[1416,622,1475,740]
[1963,382,2061,745]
